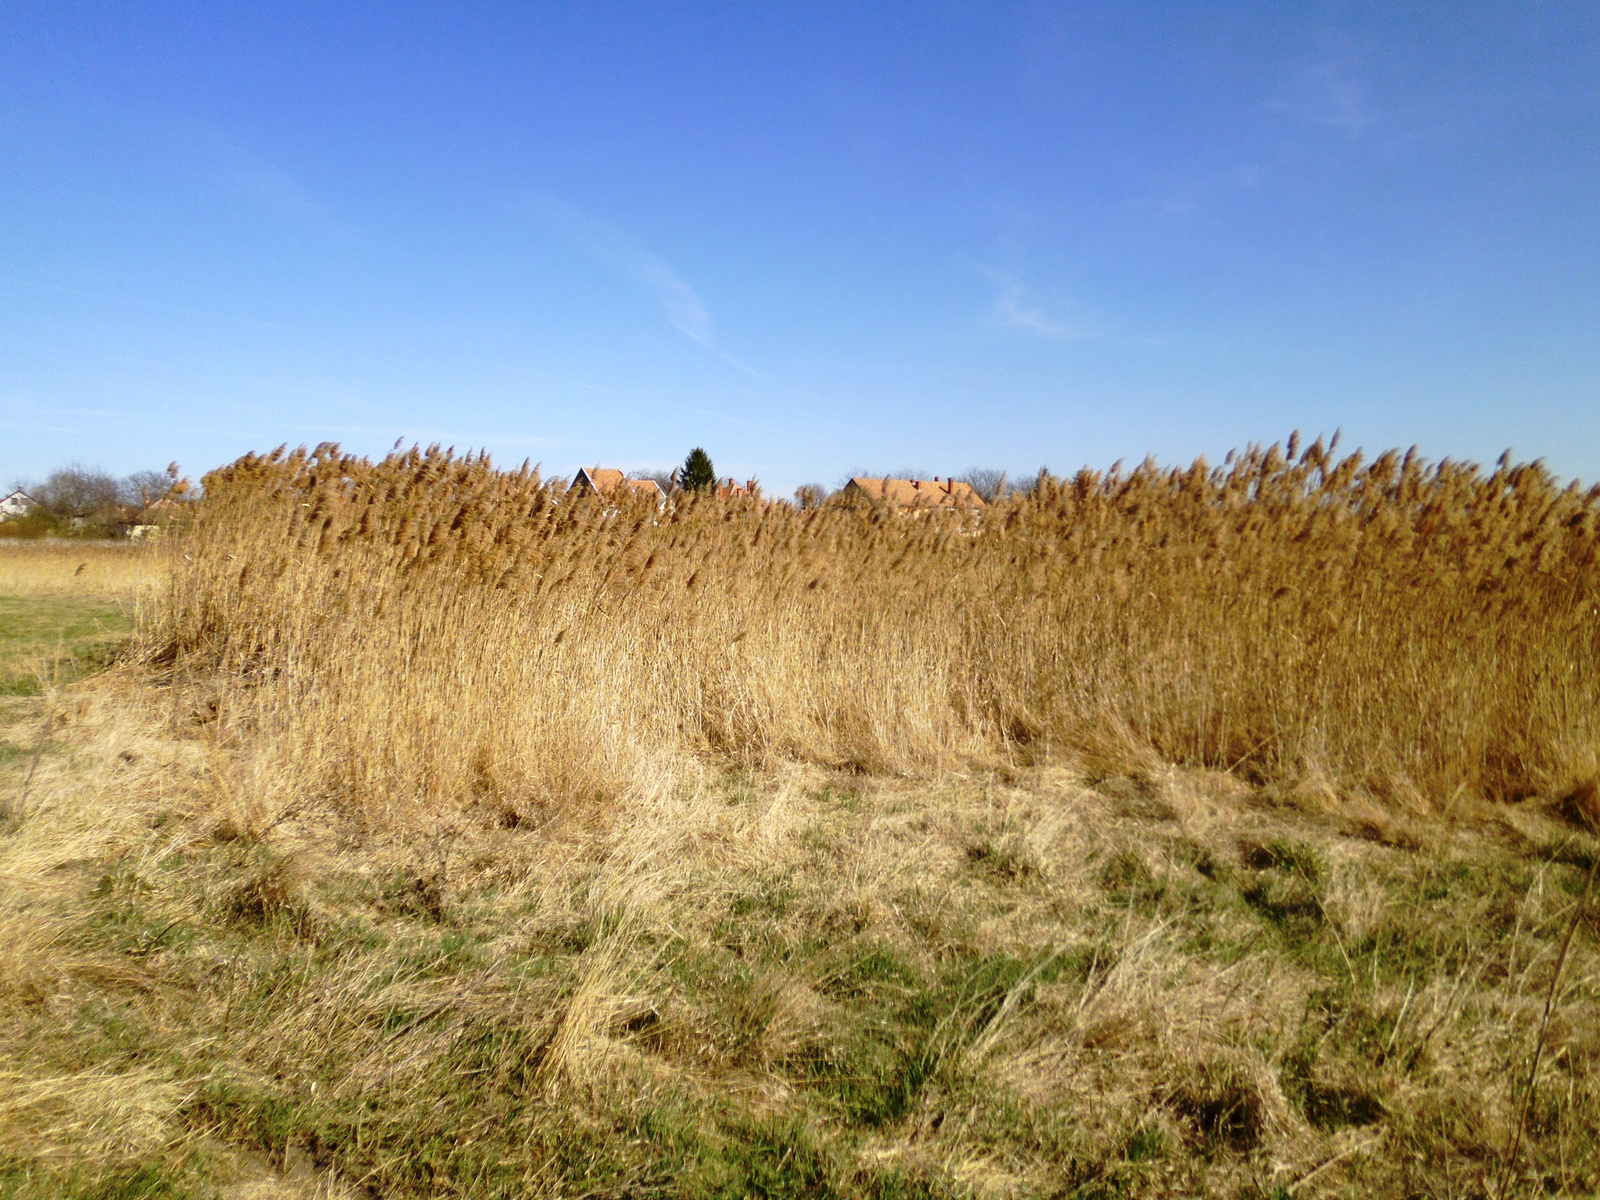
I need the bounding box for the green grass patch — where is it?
[0,1160,207,1200]
[0,595,133,694]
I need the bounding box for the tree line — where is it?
[2,462,192,539]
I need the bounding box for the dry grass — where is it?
[2,682,1596,1197]
[0,541,162,600]
[2,436,1598,1197]
[149,438,1600,815]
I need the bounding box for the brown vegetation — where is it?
[0,541,160,599]
[2,436,1598,1198]
[150,436,1600,817]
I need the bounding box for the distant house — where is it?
[0,489,36,518]
[570,467,667,503]
[842,477,987,511]
[127,497,182,540]
[715,477,759,500]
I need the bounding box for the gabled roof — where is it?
[571,467,665,501]
[843,477,987,509]
[624,478,666,499]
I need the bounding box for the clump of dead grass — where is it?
[0,1066,188,1166]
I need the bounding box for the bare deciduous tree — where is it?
[958,468,1009,503]
[793,484,828,510]
[628,469,677,494]
[125,470,171,507]
[34,463,123,521]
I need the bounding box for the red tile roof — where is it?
[843,477,987,509]
[571,468,666,501]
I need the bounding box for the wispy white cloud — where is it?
[2,276,211,319]
[632,253,716,346]
[1148,52,1376,220]
[228,156,322,216]
[987,274,1102,342]
[0,418,102,436]
[526,195,765,378]
[674,402,818,440]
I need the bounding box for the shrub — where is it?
[0,511,58,540]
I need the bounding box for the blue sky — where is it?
[3,2,1597,496]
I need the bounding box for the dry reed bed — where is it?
[148,437,1600,819]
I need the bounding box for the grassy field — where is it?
[0,597,133,698]
[0,541,160,599]
[0,543,147,767]
[1,448,1597,1198]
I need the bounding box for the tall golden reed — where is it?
[144,436,1600,819]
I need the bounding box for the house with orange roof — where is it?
[570,467,666,503]
[841,476,987,511]
[714,476,760,499]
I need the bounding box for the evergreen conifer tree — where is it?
[680,447,716,492]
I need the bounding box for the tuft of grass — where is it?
[4,685,1598,1195]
